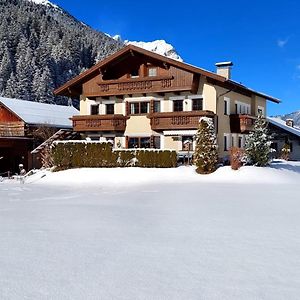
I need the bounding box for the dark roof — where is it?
[54,44,280,103]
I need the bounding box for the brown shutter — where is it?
[150,100,154,113]
[150,135,154,148]
[125,136,129,149]
[126,101,129,116]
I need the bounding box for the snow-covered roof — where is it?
[267,117,300,138]
[0,97,79,128]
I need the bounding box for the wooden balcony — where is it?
[230,114,256,133]
[147,111,215,131]
[72,114,129,132]
[87,75,193,97]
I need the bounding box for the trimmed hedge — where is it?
[51,141,177,169]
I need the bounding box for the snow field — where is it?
[0,160,300,299]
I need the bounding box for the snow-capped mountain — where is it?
[27,0,58,9]
[125,40,183,62]
[108,35,183,62]
[276,111,300,128]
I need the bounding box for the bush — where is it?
[51,142,177,169]
[230,147,245,170]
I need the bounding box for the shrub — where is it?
[51,142,177,169]
[230,147,245,170]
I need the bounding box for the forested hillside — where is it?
[0,0,123,105]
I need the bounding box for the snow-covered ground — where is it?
[1,160,300,299]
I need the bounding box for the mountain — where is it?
[275,111,300,128]
[108,34,183,61]
[0,0,122,105]
[125,40,183,62]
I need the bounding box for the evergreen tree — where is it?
[0,46,13,93]
[245,114,272,166]
[194,117,218,174]
[0,0,122,104]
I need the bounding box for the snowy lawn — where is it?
[0,160,300,299]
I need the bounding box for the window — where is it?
[173,100,183,112]
[224,99,229,115]
[182,136,193,151]
[148,67,157,77]
[128,137,151,148]
[238,136,243,148]
[153,101,161,113]
[129,102,150,115]
[128,137,139,148]
[106,104,114,115]
[140,137,151,148]
[224,134,230,151]
[235,102,251,115]
[153,136,160,149]
[90,104,99,115]
[130,68,139,78]
[271,142,278,152]
[192,99,203,111]
[140,102,150,114]
[257,106,264,116]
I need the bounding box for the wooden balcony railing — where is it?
[230,114,256,133]
[147,110,215,131]
[72,114,129,132]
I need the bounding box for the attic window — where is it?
[148,67,157,77]
[130,68,139,78]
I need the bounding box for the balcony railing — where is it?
[147,110,215,131]
[72,114,129,132]
[230,114,256,133]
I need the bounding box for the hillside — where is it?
[0,0,123,105]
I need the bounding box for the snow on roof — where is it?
[0,97,79,128]
[267,117,300,138]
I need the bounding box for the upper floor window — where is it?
[130,68,139,78]
[148,67,157,77]
[173,100,183,112]
[90,104,99,115]
[106,104,114,115]
[224,97,230,115]
[257,106,264,116]
[129,102,150,115]
[235,102,250,115]
[153,101,161,113]
[192,99,203,111]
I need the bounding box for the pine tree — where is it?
[194,117,218,174]
[244,114,272,166]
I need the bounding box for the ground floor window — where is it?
[127,136,160,149]
[182,136,194,151]
[128,137,151,148]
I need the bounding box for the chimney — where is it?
[286,119,294,127]
[215,61,233,79]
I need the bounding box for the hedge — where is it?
[51,141,177,169]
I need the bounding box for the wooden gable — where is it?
[82,51,198,97]
[0,104,25,137]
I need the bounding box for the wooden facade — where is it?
[147,111,215,131]
[72,114,129,132]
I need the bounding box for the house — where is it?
[0,97,79,174]
[268,117,300,160]
[54,45,280,159]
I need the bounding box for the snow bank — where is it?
[25,160,300,187]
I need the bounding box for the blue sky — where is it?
[54,0,300,116]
